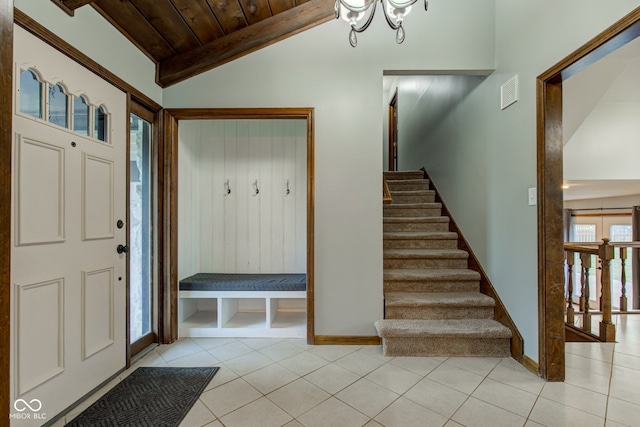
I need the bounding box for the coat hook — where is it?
[254,179,260,195]
[225,179,231,195]
[286,179,290,195]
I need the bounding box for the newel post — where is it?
[599,238,616,342]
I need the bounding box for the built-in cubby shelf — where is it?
[178,291,306,338]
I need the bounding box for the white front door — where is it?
[10,26,127,425]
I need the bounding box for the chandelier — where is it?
[334,0,428,47]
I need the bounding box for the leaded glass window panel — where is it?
[48,84,68,128]
[73,96,90,136]
[94,105,108,142]
[19,69,42,119]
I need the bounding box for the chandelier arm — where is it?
[337,0,377,14]
[382,0,419,30]
[381,5,401,30]
[386,0,419,9]
[351,0,378,33]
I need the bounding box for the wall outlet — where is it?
[528,187,537,206]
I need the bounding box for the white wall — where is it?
[15,0,161,105]
[563,52,640,181]
[164,0,496,335]
[178,120,307,280]
[397,0,640,360]
[564,101,640,180]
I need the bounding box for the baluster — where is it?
[566,251,575,324]
[580,252,591,333]
[599,238,615,342]
[579,254,586,312]
[620,247,628,312]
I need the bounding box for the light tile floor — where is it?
[56,315,640,427]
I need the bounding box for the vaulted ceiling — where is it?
[51,0,334,87]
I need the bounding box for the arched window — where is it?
[48,84,68,128]
[73,96,90,136]
[94,105,108,142]
[19,69,42,119]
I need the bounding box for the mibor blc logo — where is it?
[9,399,46,421]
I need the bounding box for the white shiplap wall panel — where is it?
[259,120,274,273]
[223,122,238,272]
[178,121,200,279]
[178,119,306,278]
[209,121,226,273]
[198,121,212,273]
[271,120,285,273]
[295,120,307,270]
[247,121,262,273]
[283,121,297,273]
[235,121,250,272]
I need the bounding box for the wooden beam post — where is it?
[51,0,95,16]
[0,0,13,421]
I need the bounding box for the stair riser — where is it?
[383,223,449,232]
[384,239,457,250]
[385,306,494,320]
[381,337,511,357]
[384,207,441,217]
[387,181,430,191]
[384,281,480,293]
[384,258,468,269]
[384,172,424,180]
[391,194,435,204]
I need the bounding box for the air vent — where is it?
[501,75,519,110]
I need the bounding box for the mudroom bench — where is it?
[178,273,307,338]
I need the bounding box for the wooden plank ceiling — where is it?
[51,0,334,87]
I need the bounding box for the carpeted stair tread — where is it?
[384,232,458,240]
[384,217,449,224]
[385,292,496,307]
[389,190,436,204]
[384,249,469,259]
[384,171,424,180]
[384,202,441,209]
[384,268,480,281]
[375,319,512,339]
[385,178,427,183]
[386,181,431,191]
[389,189,435,196]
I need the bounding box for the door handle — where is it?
[117,244,129,254]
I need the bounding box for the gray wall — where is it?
[396,0,640,360]
[163,0,496,336]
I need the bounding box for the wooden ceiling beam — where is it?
[51,0,95,16]
[157,0,334,87]
[92,0,177,62]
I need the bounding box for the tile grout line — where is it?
[603,340,615,427]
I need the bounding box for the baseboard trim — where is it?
[522,355,539,376]
[420,167,525,362]
[314,335,381,345]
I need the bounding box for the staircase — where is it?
[375,170,512,357]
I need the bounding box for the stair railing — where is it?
[383,176,392,204]
[564,239,640,342]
